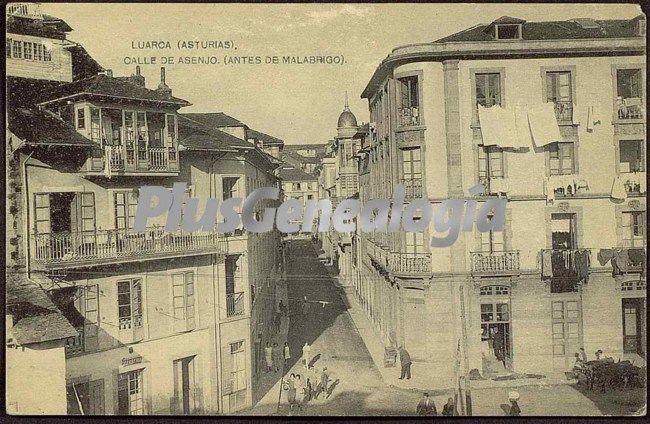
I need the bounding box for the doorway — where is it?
[479,285,512,374]
[173,356,197,414]
[622,298,645,356]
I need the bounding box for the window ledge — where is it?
[395,125,426,133]
[612,118,646,125]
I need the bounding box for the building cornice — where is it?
[361,37,645,98]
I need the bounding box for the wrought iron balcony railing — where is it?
[471,250,520,274]
[226,292,245,317]
[400,178,423,198]
[389,252,431,274]
[32,226,226,269]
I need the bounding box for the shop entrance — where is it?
[479,285,512,374]
[622,298,646,356]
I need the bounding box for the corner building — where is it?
[354,15,646,387]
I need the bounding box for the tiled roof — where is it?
[178,115,253,151]
[279,166,318,182]
[8,106,96,147]
[7,76,64,108]
[435,17,643,43]
[37,74,191,106]
[11,313,78,345]
[6,273,78,345]
[248,128,284,147]
[69,44,105,81]
[7,14,71,40]
[183,112,246,128]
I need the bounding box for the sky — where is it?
[42,3,642,145]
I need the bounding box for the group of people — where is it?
[284,366,330,412]
[265,341,291,374]
[416,393,458,416]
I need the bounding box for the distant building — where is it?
[282,143,329,175]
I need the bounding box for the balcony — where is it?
[401,178,423,198]
[471,251,520,275]
[617,97,644,120]
[398,107,420,127]
[389,252,431,274]
[552,100,574,123]
[541,248,591,292]
[31,226,226,270]
[226,292,245,318]
[85,144,179,175]
[611,247,646,275]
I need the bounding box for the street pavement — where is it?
[243,239,608,416]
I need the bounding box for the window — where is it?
[117,370,144,415]
[114,191,138,230]
[230,341,247,391]
[405,231,425,255]
[478,146,504,180]
[222,177,239,200]
[172,272,196,331]
[12,40,22,59]
[23,41,32,60]
[616,68,644,119]
[475,73,501,109]
[548,142,575,175]
[90,108,101,143]
[480,216,505,253]
[398,76,419,126]
[496,24,521,40]
[44,45,52,61]
[34,43,43,61]
[76,108,86,129]
[546,71,573,122]
[621,211,646,247]
[117,279,143,330]
[6,39,11,58]
[619,140,645,173]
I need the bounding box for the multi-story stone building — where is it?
[6,4,283,415]
[282,143,329,175]
[353,15,646,388]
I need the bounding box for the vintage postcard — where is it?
[5,1,647,417]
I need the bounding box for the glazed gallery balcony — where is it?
[31,226,226,270]
[366,238,431,275]
[85,144,179,175]
[470,250,521,275]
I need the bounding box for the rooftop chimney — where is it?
[130,65,146,87]
[156,66,172,97]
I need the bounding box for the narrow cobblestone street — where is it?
[244,239,613,416]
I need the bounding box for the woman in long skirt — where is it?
[286,373,297,411]
[294,374,305,411]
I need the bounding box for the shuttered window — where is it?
[172,272,196,332]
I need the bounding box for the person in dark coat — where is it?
[442,397,457,416]
[416,393,437,416]
[493,327,505,366]
[398,346,412,380]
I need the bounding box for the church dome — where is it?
[337,109,358,129]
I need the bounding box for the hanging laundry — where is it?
[613,249,632,273]
[489,177,511,195]
[104,146,112,178]
[628,248,645,267]
[514,104,533,149]
[574,249,590,282]
[527,102,563,148]
[597,248,614,266]
[622,172,647,194]
[610,176,627,200]
[478,105,518,149]
[585,105,600,132]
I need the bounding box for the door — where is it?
[480,285,512,370]
[117,369,144,415]
[173,356,197,414]
[551,298,583,370]
[622,298,645,355]
[551,213,577,250]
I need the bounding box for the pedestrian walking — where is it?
[442,397,457,416]
[264,342,273,373]
[294,374,305,411]
[507,391,521,416]
[286,373,297,411]
[416,392,437,416]
[272,342,282,372]
[398,346,412,380]
[301,297,310,317]
[302,342,311,369]
[278,300,287,317]
[320,367,329,395]
[283,341,291,366]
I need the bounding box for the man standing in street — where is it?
[302,342,311,369]
[416,392,437,416]
[399,346,412,380]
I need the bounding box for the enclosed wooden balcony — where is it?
[471,250,520,275]
[31,226,226,270]
[85,144,179,175]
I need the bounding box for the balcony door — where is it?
[401,147,421,198]
[550,213,579,292]
[551,213,577,250]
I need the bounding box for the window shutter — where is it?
[84,285,100,352]
[185,273,196,331]
[222,346,233,394]
[88,379,105,414]
[504,209,513,251]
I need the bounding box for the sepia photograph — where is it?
[4,1,647,417]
